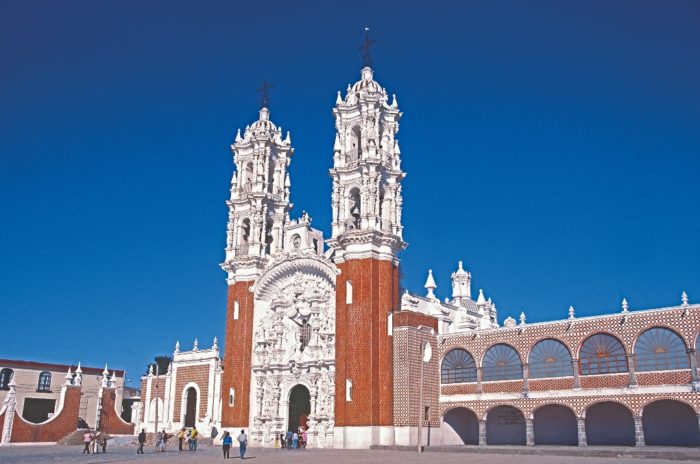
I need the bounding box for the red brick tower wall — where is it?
[221,280,255,427]
[99,387,135,435]
[9,385,81,443]
[335,258,397,427]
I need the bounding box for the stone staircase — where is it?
[58,429,88,445]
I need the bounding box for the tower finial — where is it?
[621,298,629,313]
[682,291,689,306]
[256,78,273,108]
[358,27,376,68]
[424,269,437,300]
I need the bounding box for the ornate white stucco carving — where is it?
[249,256,337,448]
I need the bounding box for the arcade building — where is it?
[134,61,700,449]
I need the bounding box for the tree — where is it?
[145,355,172,375]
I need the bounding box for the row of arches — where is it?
[442,327,692,383]
[443,400,700,447]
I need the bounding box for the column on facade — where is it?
[310,384,318,416]
[478,420,487,446]
[627,354,638,387]
[476,367,483,394]
[1,379,18,445]
[571,357,581,389]
[144,374,153,430]
[633,416,645,446]
[525,418,534,446]
[689,349,700,388]
[521,364,529,396]
[163,372,172,427]
[577,417,587,447]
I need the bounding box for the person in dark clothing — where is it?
[137,429,146,454]
[222,431,232,458]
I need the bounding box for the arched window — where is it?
[529,339,573,378]
[579,333,628,375]
[482,344,522,381]
[37,371,52,392]
[441,349,477,384]
[0,368,14,389]
[635,327,689,372]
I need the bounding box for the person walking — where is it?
[82,430,93,454]
[292,431,299,449]
[156,430,168,452]
[237,429,248,459]
[280,432,286,449]
[302,429,308,448]
[285,430,292,450]
[222,431,232,459]
[137,429,146,454]
[189,426,199,451]
[92,431,100,454]
[100,433,109,453]
[178,428,185,451]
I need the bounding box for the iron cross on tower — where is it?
[257,78,273,108]
[358,27,376,67]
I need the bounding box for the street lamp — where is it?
[417,340,432,453]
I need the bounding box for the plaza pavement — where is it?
[1,445,699,464]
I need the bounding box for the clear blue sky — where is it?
[1,1,698,386]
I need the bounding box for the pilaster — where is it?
[627,354,638,387]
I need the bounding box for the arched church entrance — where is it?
[184,387,197,428]
[442,407,479,445]
[288,385,311,432]
[643,400,700,446]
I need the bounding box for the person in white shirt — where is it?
[237,429,248,459]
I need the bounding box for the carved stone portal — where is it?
[250,258,336,447]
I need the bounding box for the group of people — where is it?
[177,426,199,451]
[275,427,308,449]
[135,426,199,454]
[81,430,108,454]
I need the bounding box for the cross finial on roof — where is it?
[257,78,273,108]
[358,27,376,68]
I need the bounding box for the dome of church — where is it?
[248,107,278,133]
[348,67,384,97]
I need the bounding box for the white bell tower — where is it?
[328,66,406,262]
[223,106,294,277]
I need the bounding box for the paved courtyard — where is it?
[1,445,700,464]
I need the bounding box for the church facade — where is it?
[135,63,700,449]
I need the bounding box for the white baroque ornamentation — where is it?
[249,257,337,448]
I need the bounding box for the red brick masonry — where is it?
[4,386,81,443]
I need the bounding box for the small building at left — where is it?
[0,358,135,444]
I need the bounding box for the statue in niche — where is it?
[348,189,361,229]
